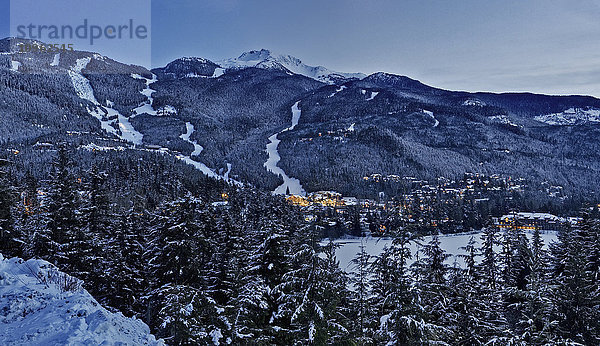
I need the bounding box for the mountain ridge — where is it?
[2,37,600,201]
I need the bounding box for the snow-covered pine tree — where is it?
[46,144,86,275]
[149,194,205,286]
[103,205,149,316]
[516,228,556,344]
[241,224,290,343]
[443,236,508,344]
[154,284,228,345]
[413,235,452,343]
[0,158,18,257]
[459,236,478,279]
[349,240,373,344]
[550,219,600,344]
[76,165,112,287]
[480,226,500,289]
[15,172,39,256]
[273,225,351,344]
[319,240,353,344]
[371,221,440,344]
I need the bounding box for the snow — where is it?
[111,104,144,145]
[534,107,600,125]
[69,58,143,145]
[328,85,347,98]
[68,58,97,103]
[308,321,316,342]
[9,60,20,72]
[177,122,242,185]
[423,110,439,127]
[178,122,219,179]
[0,254,163,345]
[159,105,177,116]
[217,49,366,84]
[209,329,223,345]
[463,99,485,107]
[81,143,127,152]
[264,101,306,196]
[366,91,379,101]
[500,212,563,222]
[289,101,301,130]
[490,115,520,128]
[212,68,225,78]
[131,73,159,116]
[181,122,203,156]
[326,230,558,273]
[50,53,60,67]
[224,163,232,180]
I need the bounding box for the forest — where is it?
[1,144,599,345]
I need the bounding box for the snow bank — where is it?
[0,254,163,345]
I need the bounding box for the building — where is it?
[496,212,565,232]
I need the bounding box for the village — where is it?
[285,172,584,238]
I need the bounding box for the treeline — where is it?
[1,145,600,345]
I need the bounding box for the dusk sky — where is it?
[3,0,600,96]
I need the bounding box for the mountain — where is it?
[2,37,600,203]
[217,49,366,84]
[158,57,224,79]
[0,254,163,345]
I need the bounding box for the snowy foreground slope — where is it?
[0,254,163,345]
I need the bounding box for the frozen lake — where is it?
[324,230,558,273]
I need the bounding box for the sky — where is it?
[2,0,600,97]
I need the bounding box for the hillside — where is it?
[0,254,162,345]
[2,37,600,204]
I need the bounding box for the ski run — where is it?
[264,101,306,196]
[68,57,143,145]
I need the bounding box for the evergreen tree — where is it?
[103,206,149,316]
[349,240,373,344]
[480,226,500,289]
[517,229,556,344]
[0,158,18,257]
[154,284,228,345]
[46,144,84,273]
[274,226,351,344]
[150,194,205,286]
[551,221,600,343]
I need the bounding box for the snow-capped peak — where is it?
[236,49,279,63]
[217,49,366,84]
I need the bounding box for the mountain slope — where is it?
[2,36,600,201]
[274,73,600,198]
[0,254,163,345]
